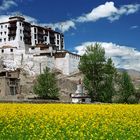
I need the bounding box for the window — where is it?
[4,38,6,42]
[20,36,22,41]
[1,25,3,29]
[0,39,2,42]
[4,31,6,35]
[57,34,59,39]
[10,49,13,52]
[1,49,4,53]
[20,22,22,26]
[0,32,2,35]
[5,25,7,28]
[44,36,47,41]
[31,47,35,50]
[34,34,37,39]
[34,28,37,33]
[82,99,85,102]
[35,40,37,44]
[57,40,59,45]
[20,30,22,34]
[13,37,15,40]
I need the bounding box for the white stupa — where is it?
[71,79,91,103]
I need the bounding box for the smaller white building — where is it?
[71,79,91,103]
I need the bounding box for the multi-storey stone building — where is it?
[0,15,80,75]
[0,16,64,51]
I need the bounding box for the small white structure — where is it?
[71,79,91,103]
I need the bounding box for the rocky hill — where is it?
[1,66,140,101]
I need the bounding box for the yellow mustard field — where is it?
[0,104,140,140]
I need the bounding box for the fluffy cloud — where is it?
[75,41,140,71]
[41,20,76,33]
[50,2,140,32]
[77,2,117,22]
[23,15,37,23]
[0,15,9,23]
[0,13,37,23]
[0,0,17,12]
[108,4,140,21]
[0,1,139,32]
[77,2,140,22]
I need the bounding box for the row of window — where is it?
[1,25,8,29]
[0,31,7,35]
[0,36,23,42]
[0,38,6,42]
[1,49,13,53]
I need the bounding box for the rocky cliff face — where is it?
[57,72,83,102]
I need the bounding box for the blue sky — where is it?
[0,0,140,70]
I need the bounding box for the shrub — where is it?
[112,95,123,103]
[127,95,138,104]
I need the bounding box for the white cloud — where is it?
[130,25,139,29]
[77,2,117,22]
[74,41,140,71]
[0,1,139,33]
[0,0,17,12]
[49,2,140,32]
[0,13,37,23]
[77,2,140,22]
[41,20,75,33]
[0,15,9,23]
[23,15,37,23]
[109,4,140,21]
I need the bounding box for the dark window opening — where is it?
[82,99,85,102]
[1,49,4,53]
[34,28,37,33]
[20,36,22,41]
[10,49,13,52]
[34,34,37,39]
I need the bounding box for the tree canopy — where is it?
[33,67,59,99]
[79,43,138,103]
[79,43,117,102]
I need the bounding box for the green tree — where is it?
[100,58,117,102]
[79,43,116,102]
[119,71,136,103]
[33,67,59,99]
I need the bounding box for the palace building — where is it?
[0,15,80,75]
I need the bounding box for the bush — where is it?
[33,67,59,99]
[112,95,123,103]
[127,95,138,104]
